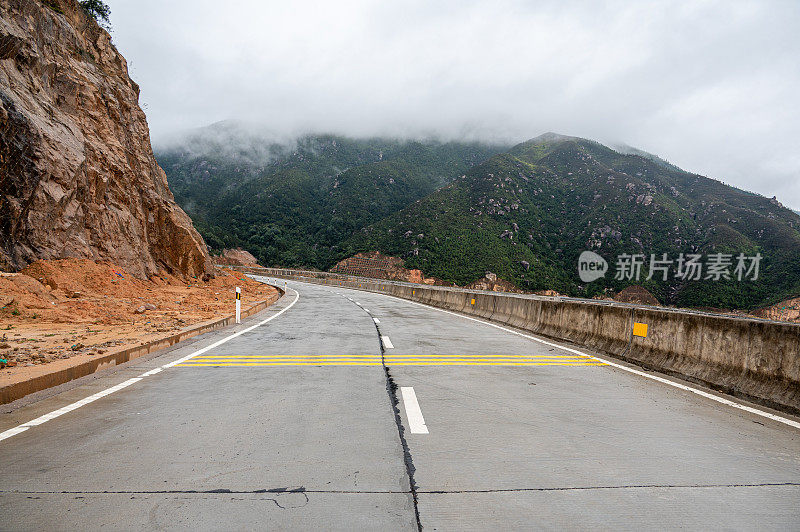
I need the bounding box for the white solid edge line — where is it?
[0,288,301,443]
[367,289,800,431]
[382,335,394,349]
[0,426,29,440]
[161,288,300,368]
[401,386,429,434]
[0,377,143,439]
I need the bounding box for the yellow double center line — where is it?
[176,354,607,367]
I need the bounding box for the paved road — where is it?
[1,279,799,530]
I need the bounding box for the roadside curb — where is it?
[0,291,282,405]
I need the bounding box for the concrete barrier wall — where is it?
[243,267,800,414]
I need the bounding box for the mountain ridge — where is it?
[158,124,800,309]
[346,134,800,309]
[156,125,508,267]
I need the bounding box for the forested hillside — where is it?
[158,126,800,310]
[347,134,800,309]
[156,122,507,267]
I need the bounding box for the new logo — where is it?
[578,251,608,282]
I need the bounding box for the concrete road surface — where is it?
[1,279,799,530]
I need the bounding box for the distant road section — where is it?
[1,280,798,530]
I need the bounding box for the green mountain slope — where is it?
[156,122,508,267]
[347,134,800,309]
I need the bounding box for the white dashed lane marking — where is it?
[377,291,800,431]
[401,387,429,434]
[381,335,394,349]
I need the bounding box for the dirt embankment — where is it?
[751,297,800,323]
[329,251,449,285]
[613,285,660,305]
[214,248,259,267]
[466,272,525,293]
[0,259,278,384]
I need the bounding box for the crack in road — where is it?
[376,323,423,531]
[3,482,797,496]
[339,290,424,531]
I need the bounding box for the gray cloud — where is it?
[107,0,800,209]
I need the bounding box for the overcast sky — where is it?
[107,0,800,209]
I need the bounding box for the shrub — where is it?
[79,0,111,25]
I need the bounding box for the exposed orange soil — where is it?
[329,251,450,285]
[0,259,279,386]
[214,248,259,266]
[751,297,800,323]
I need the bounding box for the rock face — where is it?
[0,0,211,278]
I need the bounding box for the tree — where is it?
[79,0,110,25]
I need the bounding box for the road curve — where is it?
[1,279,799,530]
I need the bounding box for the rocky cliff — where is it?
[0,0,211,278]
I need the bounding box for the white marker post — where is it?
[235,287,242,324]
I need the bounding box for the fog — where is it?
[106,0,800,209]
